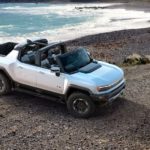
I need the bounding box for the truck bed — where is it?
[0,42,17,56]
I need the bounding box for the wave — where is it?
[0,3,119,15]
[0,17,150,44]
[0,3,150,43]
[0,25,14,29]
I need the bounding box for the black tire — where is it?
[67,92,95,118]
[0,73,11,95]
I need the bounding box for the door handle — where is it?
[38,71,45,74]
[18,66,23,69]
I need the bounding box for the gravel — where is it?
[67,28,150,65]
[0,28,150,149]
[0,64,150,149]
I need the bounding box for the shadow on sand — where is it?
[3,91,150,143]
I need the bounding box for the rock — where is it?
[123,53,150,65]
[0,114,5,118]
[144,55,150,63]
[75,6,108,10]
[123,53,142,65]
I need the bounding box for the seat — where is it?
[21,54,30,64]
[41,58,51,69]
[21,52,35,65]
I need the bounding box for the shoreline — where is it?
[0,2,150,44]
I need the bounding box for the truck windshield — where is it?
[58,49,91,73]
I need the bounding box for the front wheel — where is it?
[67,93,95,118]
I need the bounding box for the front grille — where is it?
[111,78,123,89]
[97,78,124,92]
[107,82,125,98]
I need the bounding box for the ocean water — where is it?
[0,3,150,43]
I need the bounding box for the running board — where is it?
[14,87,65,104]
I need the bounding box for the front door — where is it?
[36,67,65,94]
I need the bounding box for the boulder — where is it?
[123,53,142,65]
[123,54,150,65]
[144,55,150,63]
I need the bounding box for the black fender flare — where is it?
[65,84,93,100]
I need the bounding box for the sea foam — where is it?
[0,3,150,43]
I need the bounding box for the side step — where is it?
[14,87,65,104]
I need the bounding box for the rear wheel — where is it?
[67,93,95,118]
[0,73,11,95]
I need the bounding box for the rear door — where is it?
[12,60,37,87]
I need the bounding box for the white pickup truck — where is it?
[0,39,125,118]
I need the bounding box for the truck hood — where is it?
[69,61,124,87]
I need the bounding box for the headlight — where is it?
[97,85,111,92]
[97,77,124,92]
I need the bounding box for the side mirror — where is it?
[51,66,60,77]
